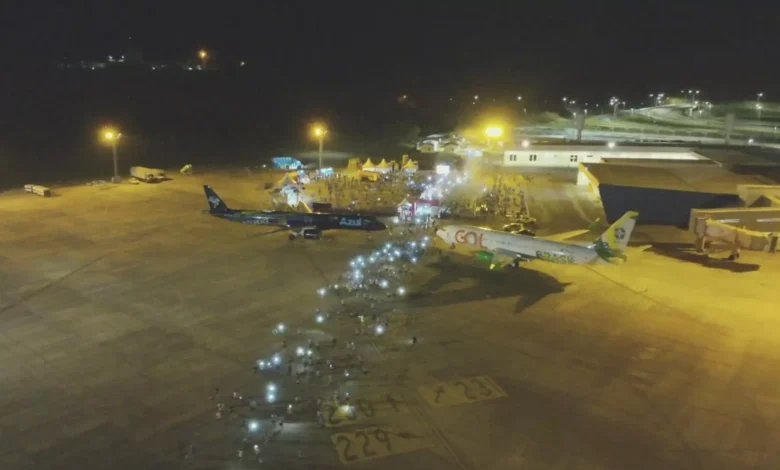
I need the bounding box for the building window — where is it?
[529,154,537,162]
[570,155,578,162]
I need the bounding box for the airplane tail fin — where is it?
[593,211,639,261]
[203,185,229,213]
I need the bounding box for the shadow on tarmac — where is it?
[410,255,569,313]
[651,244,760,273]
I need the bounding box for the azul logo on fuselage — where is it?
[208,196,221,208]
[245,216,278,225]
[339,218,363,227]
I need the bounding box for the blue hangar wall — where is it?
[598,185,741,227]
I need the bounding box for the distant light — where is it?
[375,325,385,335]
[435,164,451,175]
[240,61,246,66]
[474,95,479,100]
[312,125,326,137]
[248,420,260,432]
[257,360,266,370]
[485,127,503,137]
[379,279,389,289]
[607,141,616,149]
[411,257,418,263]
[317,287,327,296]
[397,286,406,296]
[272,354,282,365]
[296,346,305,356]
[266,392,276,402]
[267,383,277,393]
[316,314,325,324]
[392,216,399,224]
[277,323,286,333]
[748,138,755,145]
[306,349,313,356]
[521,139,530,148]
[517,95,522,100]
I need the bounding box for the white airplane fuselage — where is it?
[437,225,601,264]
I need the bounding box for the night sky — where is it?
[1,1,779,187]
[4,1,779,100]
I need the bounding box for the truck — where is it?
[130,166,166,183]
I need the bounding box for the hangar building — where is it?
[502,143,780,236]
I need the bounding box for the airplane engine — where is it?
[475,251,494,264]
[302,228,322,240]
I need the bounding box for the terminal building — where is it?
[503,143,780,252]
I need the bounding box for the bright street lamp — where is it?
[101,127,122,182]
[198,49,209,69]
[312,125,327,169]
[485,126,502,148]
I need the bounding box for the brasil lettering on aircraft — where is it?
[535,250,575,264]
[454,230,486,248]
[339,217,364,227]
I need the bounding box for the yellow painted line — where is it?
[330,426,434,464]
[418,376,507,408]
[321,393,409,428]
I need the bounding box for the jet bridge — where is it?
[690,207,780,253]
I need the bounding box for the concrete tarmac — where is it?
[1,171,779,469]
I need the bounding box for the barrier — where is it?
[24,184,51,197]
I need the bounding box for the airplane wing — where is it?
[542,229,592,242]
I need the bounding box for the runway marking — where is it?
[320,393,410,428]
[330,426,434,464]
[418,376,507,408]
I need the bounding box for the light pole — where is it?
[610,97,621,117]
[102,127,122,182]
[485,126,502,149]
[312,125,327,169]
[198,49,209,69]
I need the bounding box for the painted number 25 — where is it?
[454,378,493,400]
